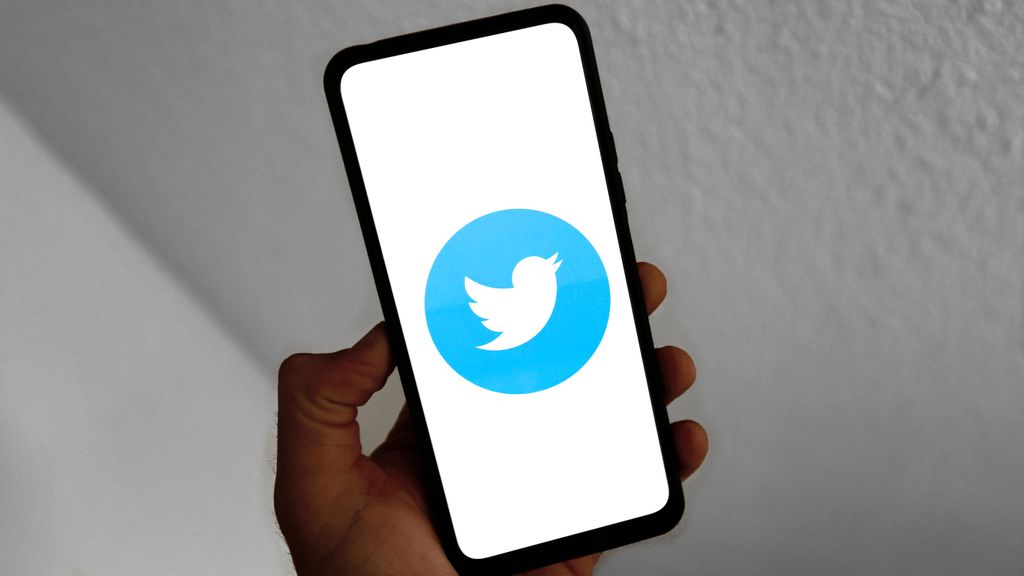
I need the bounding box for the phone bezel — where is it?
[323,5,683,574]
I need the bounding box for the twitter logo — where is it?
[425,209,610,394]
[466,253,561,351]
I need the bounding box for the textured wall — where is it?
[1,1,1022,574]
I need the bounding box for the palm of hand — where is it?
[275,264,705,576]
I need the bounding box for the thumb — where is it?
[278,319,393,440]
[275,322,395,548]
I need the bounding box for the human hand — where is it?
[274,262,708,576]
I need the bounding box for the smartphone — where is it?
[324,5,682,574]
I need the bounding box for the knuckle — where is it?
[278,353,314,386]
[331,348,375,379]
[276,348,384,412]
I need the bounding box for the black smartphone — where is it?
[324,5,682,574]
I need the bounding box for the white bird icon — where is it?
[464,253,562,351]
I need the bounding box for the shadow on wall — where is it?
[0,0,519,370]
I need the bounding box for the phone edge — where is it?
[322,5,684,575]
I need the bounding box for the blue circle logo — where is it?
[425,209,610,394]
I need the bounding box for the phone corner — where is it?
[323,44,365,98]
[655,480,686,536]
[535,4,587,27]
[535,4,592,42]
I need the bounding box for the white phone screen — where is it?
[340,22,667,559]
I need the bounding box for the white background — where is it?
[342,23,667,559]
[1,1,1021,574]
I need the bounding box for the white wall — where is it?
[0,98,292,575]
[1,1,1021,574]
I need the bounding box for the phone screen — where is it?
[339,22,668,559]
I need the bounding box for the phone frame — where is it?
[323,5,683,574]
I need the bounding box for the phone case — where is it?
[323,5,683,574]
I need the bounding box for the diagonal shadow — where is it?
[0,0,443,373]
[0,0,608,376]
